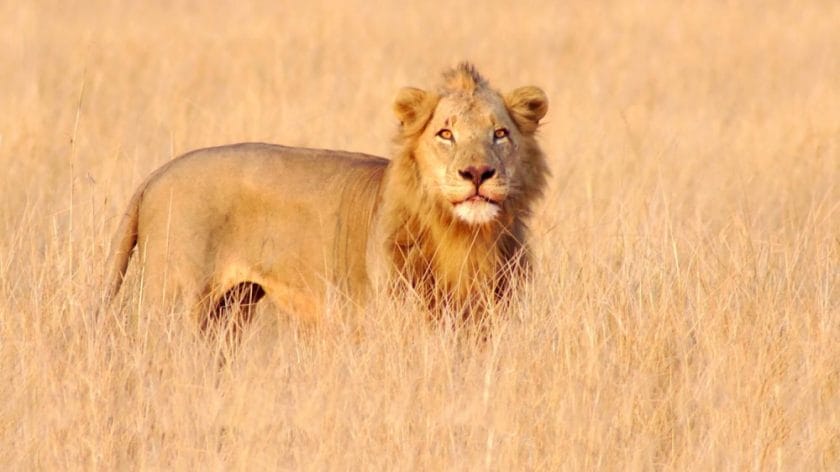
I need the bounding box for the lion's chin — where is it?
[452,199,500,225]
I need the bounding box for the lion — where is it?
[104,62,549,328]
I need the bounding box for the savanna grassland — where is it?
[1,0,838,469]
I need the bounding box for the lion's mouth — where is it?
[451,193,501,225]
[454,193,499,206]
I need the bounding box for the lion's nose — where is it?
[458,165,496,187]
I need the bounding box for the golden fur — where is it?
[104,63,549,326]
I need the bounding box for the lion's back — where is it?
[140,143,387,211]
[157,142,387,185]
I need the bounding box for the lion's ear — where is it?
[393,87,437,131]
[505,86,548,134]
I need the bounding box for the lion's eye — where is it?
[436,129,454,141]
[494,128,509,140]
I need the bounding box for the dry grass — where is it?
[1,0,838,469]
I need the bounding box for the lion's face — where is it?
[393,66,548,227]
[414,90,522,225]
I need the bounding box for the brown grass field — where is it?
[1,0,838,469]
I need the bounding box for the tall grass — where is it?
[1,0,837,468]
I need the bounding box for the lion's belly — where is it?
[216,202,344,313]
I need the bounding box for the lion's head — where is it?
[379,63,549,308]
[392,63,549,228]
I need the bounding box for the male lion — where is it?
[105,63,549,327]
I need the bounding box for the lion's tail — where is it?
[103,185,144,306]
